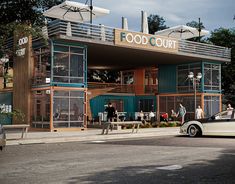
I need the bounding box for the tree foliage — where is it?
[186,20,205,30]
[208,28,235,104]
[148,14,168,34]
[186,20,206,42]
[0,0,63,57]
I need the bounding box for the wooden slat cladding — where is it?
[13,32,33,125]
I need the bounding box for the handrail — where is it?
[179,40,231,59]
[3,20,231,61]
[88,82,158,94]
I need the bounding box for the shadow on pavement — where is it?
[67,149,235,184]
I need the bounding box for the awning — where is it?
[155,25,210,40]
[43,0,110,23]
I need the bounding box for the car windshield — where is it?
[213,110,235,120]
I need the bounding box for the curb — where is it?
[6,130,180,146]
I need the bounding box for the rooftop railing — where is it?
[178,39,231,59]
[4,20,231,61]
[47,19,114,43]
[46,20,230,60]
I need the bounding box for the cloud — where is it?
[78,0,235,31]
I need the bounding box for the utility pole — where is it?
[198,18,201,42]
[90,0,93,24]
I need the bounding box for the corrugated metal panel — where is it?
[0,92,13,125]
[158,65,177,93]
[90,95,135,119]
[135,95,157,111]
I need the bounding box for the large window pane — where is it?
[53,90,85,128]
[53,53,69,82]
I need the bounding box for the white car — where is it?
[0,124,6,150]
[180,110,235,137]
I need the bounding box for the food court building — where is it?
[0,19,231,131]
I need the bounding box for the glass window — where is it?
[32,90,50,129]
[203,63,221,91]
[70,47,84,54]
[138,99,154,112]
[204,95,220,117]
[52,44,86,85]
[53,90,85,128]
[177,63,201,92]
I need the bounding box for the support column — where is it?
[13,32,33,125]
[134,69,145,95]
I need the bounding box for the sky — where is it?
[76,0,235,32]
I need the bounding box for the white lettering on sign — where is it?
[119,31,177,51]
[0,104,12,113]
[18,37,28,46]
[16,48,26,56]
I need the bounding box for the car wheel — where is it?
[188,124,201,137]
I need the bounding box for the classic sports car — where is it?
[0,124,6,150]
[180,110,235,137]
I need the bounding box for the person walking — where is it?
[177,103,186,124]
[195,105,204,119]
[101,102,115,134]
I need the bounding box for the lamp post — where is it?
[188,72,202,119]
[0,55,9,89]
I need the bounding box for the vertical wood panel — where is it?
[13,33,33,125]
[134,69,145,95]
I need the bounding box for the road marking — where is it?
[90,140,106,143]
[156,165,183,170]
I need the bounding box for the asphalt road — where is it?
[1,135,235,184]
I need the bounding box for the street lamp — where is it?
[188,72,202,119]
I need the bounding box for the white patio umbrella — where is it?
[155,25,209,40]
[43,0,110,23]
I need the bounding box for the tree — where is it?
[186,20,205,30]
[186,20,206,42]
[208,28,235,106]
[148,14,168,34]
[0,0,63,57]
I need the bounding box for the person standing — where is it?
[227,103,234,116]
[138,110,144,121]
[195,105,204,119]
[101,103,115,134]
[177,103,186,124]
[149,111,155,124]
[170,109,177,121]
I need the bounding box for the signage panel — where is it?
[115,29,178,53]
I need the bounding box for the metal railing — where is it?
[88,82,158,94]
[3,20,231,61]
[47,20,114,43]
[179,39,231,59]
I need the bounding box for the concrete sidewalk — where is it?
[6,127,180,146]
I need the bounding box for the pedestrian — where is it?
[177,103,186,124]
[138,110,144,121]
[227,103,234,116]
[160,112,168,122]
[101,102,115,134]
[170,109,177,121]
[149,111,155,124]
[195,105,204,119]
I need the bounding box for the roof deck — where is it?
[44,20,230,66]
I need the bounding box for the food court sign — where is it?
[115,29,178,53]
[16,36,29,57]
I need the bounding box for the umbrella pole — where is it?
[90,0,93,24]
